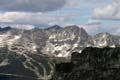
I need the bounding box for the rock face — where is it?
[44,25,93,57]
[94,33,120,47]
[52,47,120,80]
[0,25,120,58]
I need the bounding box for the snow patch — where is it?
[0,33,21,47]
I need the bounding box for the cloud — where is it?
[7,24,35,30]
[93,0,120,20]
[79,18,120,35]
[79,23,120,35]
[65,0,109,9]
[0,0,109,12]
[0,0,66,12]
[79,19,103,35]
[0,12,77,27]
[108,25,120,35]
[0,0,118,34]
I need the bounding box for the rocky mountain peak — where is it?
[95,32,111,37]
[79,27,88,35]
[63,25,80,32]
[93,32,119,47]
[46,25,61,30]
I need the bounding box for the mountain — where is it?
[52,47,120,80]
[0,25,120,80]
[0,26,12,32]
[45,25,62,31]
[0,47,55,80]
[44,25,93,57]
[93,33,120,47]
[0,25,120,58]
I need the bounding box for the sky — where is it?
[0,0,120,35]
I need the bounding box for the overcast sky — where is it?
[0,0,120,35]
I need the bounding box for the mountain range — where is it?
[0,25,120,58]
[0,25,120,80]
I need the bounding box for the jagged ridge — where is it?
[0,25,120,58]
